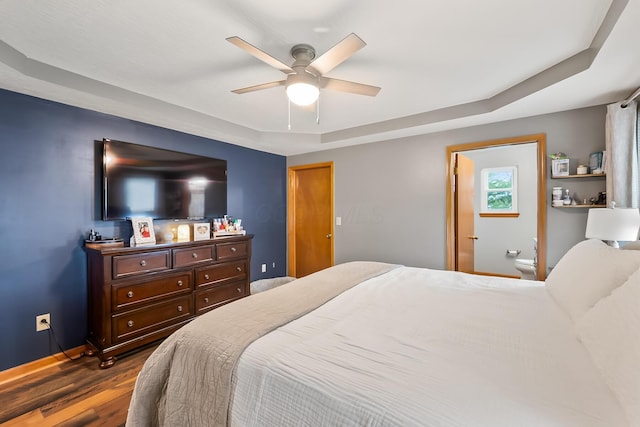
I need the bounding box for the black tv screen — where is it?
[102,139,227,221]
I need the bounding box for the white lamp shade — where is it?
[286,74,319,106]
[585,207,640,242]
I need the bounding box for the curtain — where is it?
[605,100,640,208]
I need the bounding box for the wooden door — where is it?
[455,153,476,273]
[288,162,334,277]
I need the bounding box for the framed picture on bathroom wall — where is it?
[479,166,518,216]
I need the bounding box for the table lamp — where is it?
[585,203,640,248]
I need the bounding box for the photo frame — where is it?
[193,222,211,241]
[131,217,156,246]
[551,158,570,177]
[590,151,603,174]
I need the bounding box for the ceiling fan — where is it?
[226,33,381,106]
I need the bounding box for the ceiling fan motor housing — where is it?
[290,44,316,65]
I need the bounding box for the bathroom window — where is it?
[479,166,519,217]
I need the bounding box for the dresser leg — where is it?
[99,356,116,369]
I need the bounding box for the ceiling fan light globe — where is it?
[286,82,319,106]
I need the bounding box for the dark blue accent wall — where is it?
[0,88,287,371]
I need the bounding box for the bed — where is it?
[126,239,640,426]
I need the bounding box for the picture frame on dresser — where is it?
[193,222,211,241]
[131,217,156,246]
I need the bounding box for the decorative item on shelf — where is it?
[549,152,569,177]
[552,187,563,206]
[84,229,124,249]
[576,164,588,175]
[212,216,246,238]
[130,217,156,247]
[87,229,102,242]
[176,224,191,242]
[562,189,572,205]
[585,202,640,248]
[193,222,211,241]
[589,151,604,174]
[162,230,175,243]
[589,197,600,206]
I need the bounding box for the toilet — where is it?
[514,237,538,280]
[515,258,537,280]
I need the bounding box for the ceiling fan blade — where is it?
[308,33,366,76]
[320,77,381,97]
[226,36,293,74]
[232,80,286,94]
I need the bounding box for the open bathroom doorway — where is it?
[446,134,547,280]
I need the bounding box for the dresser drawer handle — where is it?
[139,260,147,267]
[236,267,242,272]
[177,305,183,312]
[177,280,183,287]
[127,320,134,328]
[237,288,242,293]
[231,247,237,252]
[192,253,198,259]
[204,274,210,280]
[204,297,209,303]
[127,291,134,298]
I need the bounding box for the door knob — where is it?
[468,235,479,240]
[326,234,332,239]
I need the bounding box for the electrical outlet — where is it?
[261,263,267,273]
[36,313,50,332]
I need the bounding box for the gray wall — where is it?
[287,105,607,273]
[464,144,537,276]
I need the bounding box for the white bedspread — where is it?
[230,267,627,426]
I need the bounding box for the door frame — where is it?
[445,134,547,280]
[287,161,335,277]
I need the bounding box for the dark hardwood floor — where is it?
[0,343,158,426]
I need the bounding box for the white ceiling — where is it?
[0,0,638,156]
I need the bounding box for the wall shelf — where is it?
[551,173,605,179]
[552,204,606,209]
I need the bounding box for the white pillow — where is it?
[576,268,640,426]
[545,239,640,321]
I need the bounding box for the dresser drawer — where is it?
[112,295,193,342]
[173,245,215,268]
[195,261,247,288]
[112,272,192,311]
[196,281,246,313]
[217,241,248,261]
[112,251,170,279]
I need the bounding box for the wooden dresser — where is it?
[85,234,253,368]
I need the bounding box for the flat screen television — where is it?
[102,139,227,221]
